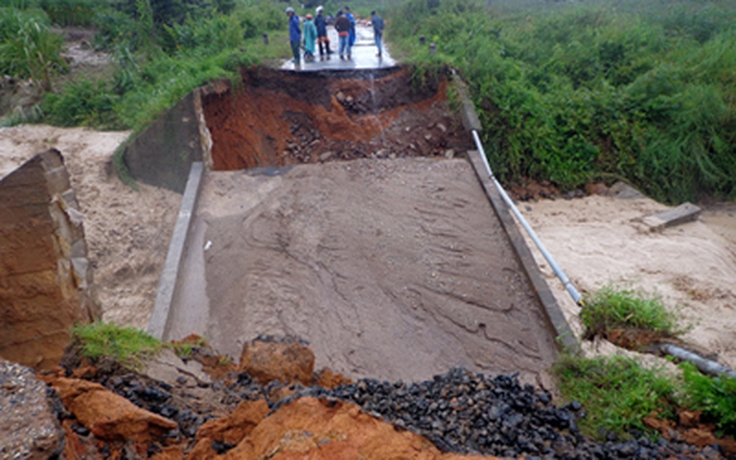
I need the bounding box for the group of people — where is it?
[285,5,385,65]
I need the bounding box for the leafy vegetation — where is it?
[581,286,684,341]
[388,0,736,203]
[71,321,162,369]
[681,362,736,436]
[554,354,678,439]
[1,0,287,130]
[555,354,736,441]
[0,8,67,91]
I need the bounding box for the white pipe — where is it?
[660,343,736,379]
[471,130,584,306]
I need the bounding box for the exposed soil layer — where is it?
[202,67,472,170]
[171,157,559,387]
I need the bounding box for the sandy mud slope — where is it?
[0,125,181,328]
[519,192,736,369]
[170,157,559,385]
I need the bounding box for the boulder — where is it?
[48,377,177,443]
[238,336,314,386]
[0,359,63,459]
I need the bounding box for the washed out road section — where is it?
[169,157,558,384]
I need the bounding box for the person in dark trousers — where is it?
[286,7,301,65]
[370,11,385,57]
[315,6,331,60]
[344,6,356,47]
[334,11,351,60]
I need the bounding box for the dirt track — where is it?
[170,157,558,386]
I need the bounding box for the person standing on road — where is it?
[286,7,301,65]
[334,11,352,60]
[315,6,331,60]
[370,11,385,57]
[344,6,356,47]
[303,13,317,62]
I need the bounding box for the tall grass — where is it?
[554,354,678,439]
[0,8,66,91]
[580,286,684,340]
[388,0,736,203]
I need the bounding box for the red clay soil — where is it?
[202,67,472,170]
[217,397,493,460]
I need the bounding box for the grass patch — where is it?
[681,362,736,436]
[71,321,162,369]
[554,354,678,439]
[581,286,684,343]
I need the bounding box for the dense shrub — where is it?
[42,80,119,128]
[389,0,736,203]
[0,8,66,90]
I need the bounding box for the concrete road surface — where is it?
[281,24,397,72]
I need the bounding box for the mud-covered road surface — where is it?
[169,157,558,386]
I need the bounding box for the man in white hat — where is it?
[315,6,332,60]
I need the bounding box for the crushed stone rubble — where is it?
[268,368,724,460]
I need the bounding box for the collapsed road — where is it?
[146,65,566,389]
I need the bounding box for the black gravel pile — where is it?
[272,368,725,460]
[99,372,218,439]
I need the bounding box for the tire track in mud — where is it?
[178,157,558,385]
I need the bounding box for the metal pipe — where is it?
[471,130,584,306]
[660,343,736,379]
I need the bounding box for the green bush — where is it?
[42,80,120,128]
[0,8,67,90]
[681,363,736,436]
[389,0,736,203]
[38,0,95,26]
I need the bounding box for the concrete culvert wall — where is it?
[202,67,473,170]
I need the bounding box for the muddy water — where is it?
[169,157,558,385]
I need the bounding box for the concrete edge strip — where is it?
[466,151,580,355]
[148,162,205,339]
[450,74,579,354]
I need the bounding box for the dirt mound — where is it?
[202,67,471,170]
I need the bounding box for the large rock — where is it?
[0,150,97,369]
[48,377,177,443]
[238,336,315,386]
[220,397,494,460]
[189,400,269,459]
[0,359,63,459]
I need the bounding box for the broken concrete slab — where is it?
[641,202,702,232]
[141,348,211,387]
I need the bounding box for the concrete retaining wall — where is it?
[123,89,211,193]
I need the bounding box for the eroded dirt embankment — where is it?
[202,67,472,170]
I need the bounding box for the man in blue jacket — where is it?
[344,6,356,47]
[286,7,301,65]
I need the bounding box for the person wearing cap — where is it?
[286,7,301,65]
[344,6,356,47]
[370,11,385,58]
[315,6,332,60]
[334,11,351,60]
[303,13,317,62]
